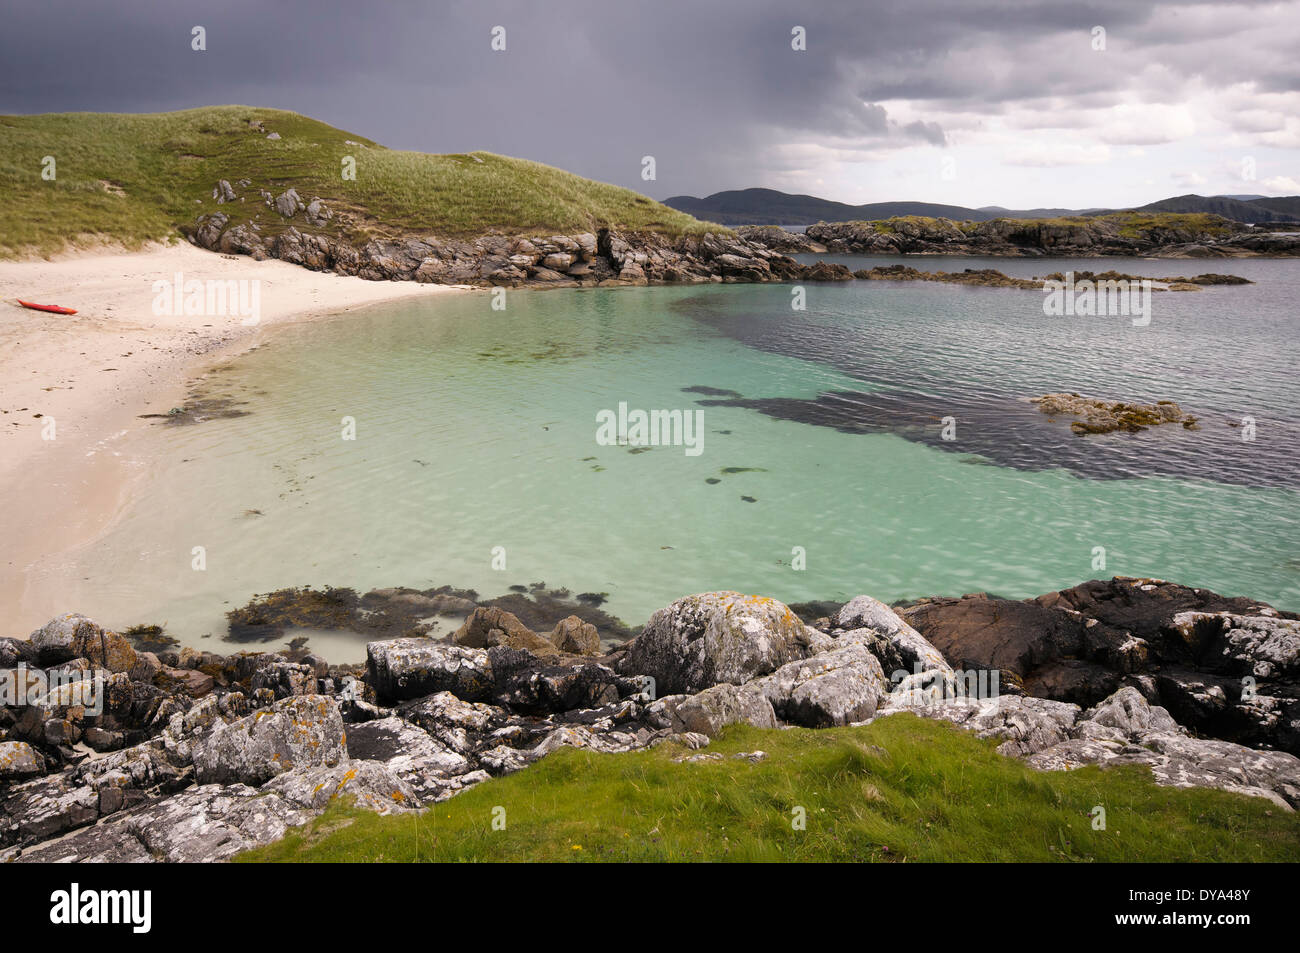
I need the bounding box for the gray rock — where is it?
[28,613,136,672]
[1173,611,1300,679]
[193,694,345,786]
[669,683,777,737]
[622,591,815,695]
[213,179,236,203]
[365,638,494,703]
[264,759,417,813]
[755,642,887,727]
[0,742,44,781]
[305,197,333,226]
[344,716,471,801]
[250,661,316,699]
[274,188,303,218]
[15,783,309,863]
[835,595,952,677]
[879,694,1081,757]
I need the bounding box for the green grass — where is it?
[235,714,1300,862]
[0,106,722,257]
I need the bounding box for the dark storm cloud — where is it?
[0,0,1295,197]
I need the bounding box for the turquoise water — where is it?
[35,259,1300,659]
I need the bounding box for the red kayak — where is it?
[17,300,77,315]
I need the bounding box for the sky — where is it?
[1,0,1297,209]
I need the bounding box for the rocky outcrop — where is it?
[5,578,1297,860]
[734,225,827,254]
[186,196,816,288]
[790,214,1299,258]
[1031,393,1199,434]
[898,577,1300,756]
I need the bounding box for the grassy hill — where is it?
[0,106,720,257]
[235,714,1299,863]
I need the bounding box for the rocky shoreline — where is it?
[191,183,811,287]
[187,184,1298,292]
[2,576,1296,862]
[739,217,1300,259]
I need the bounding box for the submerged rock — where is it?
[1031,393,1198,435]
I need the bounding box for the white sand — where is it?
[0,243,473,633]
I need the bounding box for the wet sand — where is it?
[0,242,473,635]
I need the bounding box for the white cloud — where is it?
[1003,142,1111,167]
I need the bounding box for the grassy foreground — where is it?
[0,106,718,256]
[236,714,1299,863]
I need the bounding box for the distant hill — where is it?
[662,188,998,226]
[665,188,1300,226]
[1134,194,1300,223]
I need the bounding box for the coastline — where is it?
[0,243,474,635]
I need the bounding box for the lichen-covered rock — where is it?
[879,694,1081,757]
[1083,686,1182,737]
[488,647,625,713]
[263,759,417,813]
[622,592,815,695]
[28,613,136,673]
[365,638,493,703]
[251,660,316,699]
[755,642,887,727]
[668,683,777,737]
[835,595,952,677]
[344,716,471,801]
[193,694,345,786]
[1171,611,1300,679]
[14,784,312,863]
[0,742,45,781]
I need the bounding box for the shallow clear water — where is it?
[31,257,1300,660]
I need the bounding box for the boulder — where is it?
[487,647,624,714]
[0,742,45,781]
[454,607,557,656]
[193,694,345,786]
[365,639,493,703]
[251,661,316,698]
[28,614,136,673]
[549,615,601,655]
[880,694,1081,757]
[670,683,778,737]
[264,759,417,813]
[274,188,304,218]
[755,642,887,727]
[14,783,311,863]
[622,592,815,695]
[343,717,471,801]
[836,595,952,677]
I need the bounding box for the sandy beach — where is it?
[0,242,471,634]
